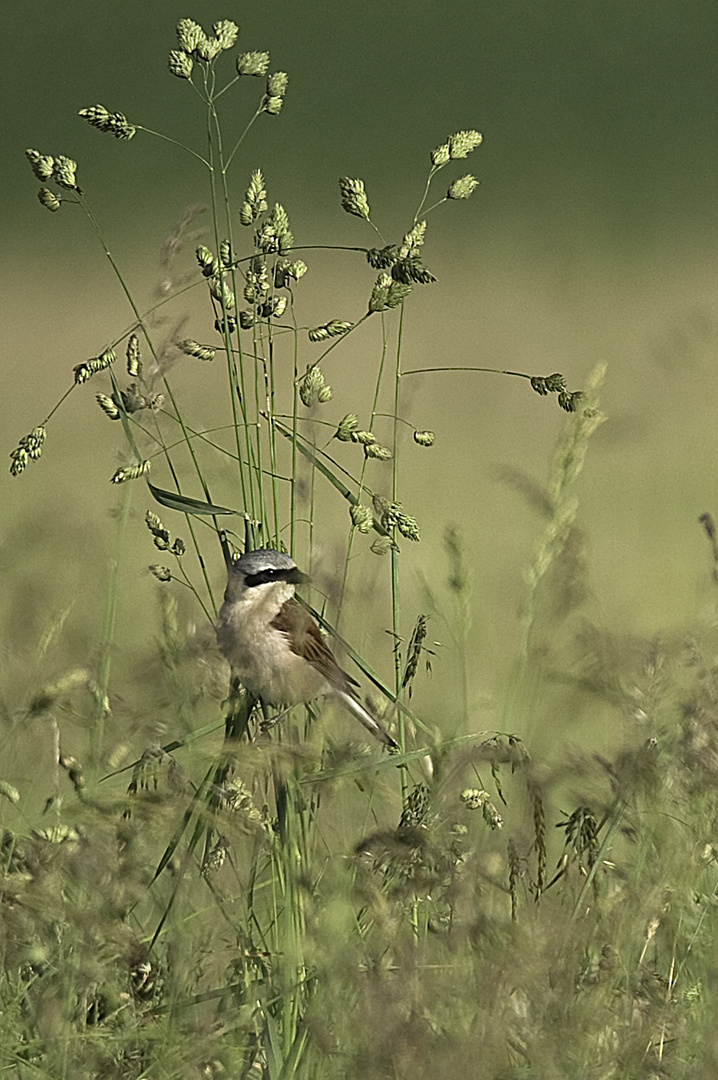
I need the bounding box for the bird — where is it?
[216,547,398,749]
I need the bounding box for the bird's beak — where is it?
[286,567,310,585]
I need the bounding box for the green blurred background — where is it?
[3,0,718,768]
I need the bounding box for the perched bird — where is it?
[217,547,398,749]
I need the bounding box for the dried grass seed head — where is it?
[176,18,204,53]
[447,174,479,200]
[448,130,483,159]
[364,443,392,461]
[350,504,373,533]
[237,51,270,76]
[110,460,150,484]
[126,334,142,376]
[168,49,194,79]
[339,176,370,220]
[308,319,352,342]
[26,149,55,181]
[79,105,136,140]
[52,155,80,192]
[299,366,327,407]
[96,393,120,420]
[38,188,61,211]
[431,142,451,167]
[213,20,239,50]
[195,245,217,277]
[335,414,358,441]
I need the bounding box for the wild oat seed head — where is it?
[447,174,479,200]
[241,169,268,223]
[110,460,150,484]
[178,339,215,361]
[267,71,289,97]
[299,366,326,407]
[413,430,435,446]
[350,504,373,533]
[237,50,270,76]
[263,95,284,115]
[215,315,238,334]
[366,245,398,270]
[448,130,483,159]
[126,334,141,376]
[400,220,427,257]
[339,177,370,220]
[119,383,147,414]
[9,447,29,476]
[209,274,235,308]
[386,281,412,308]
[317,384,332,403]
[195,245,217,277]
[351,430,376,446]
[202,835,230,876]
[461,788,487,810]
[168,49,194,79]
[27,426,46,451]
[335,414,358,441]
[431,142,451,167]
[371,535,398,555]
[213,20,239,49]
[38,188,61,211]
[149,564,172,582]
[145,510,164,533]
[73,348,116,384]
[391,257,436,285]
[96,393,120,420]
[287,259,308,281]
[395,512,420,541]
[270,203,293,252]
[308,320,352,342]
[79,105,136,140]
[364,443,392,461]
[545,373,566,393]
[196,34,223,62]
[52,155,80,191]
[244,257,269,303]
[26,149,55,181]
[558,390,582,413]
[176,18,204,53]
[482,801,504,830]
[368,272,392,313]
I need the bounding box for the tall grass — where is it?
[3,15,717,1080]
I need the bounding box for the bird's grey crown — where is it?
[231,547,297,576]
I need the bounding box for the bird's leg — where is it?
[258,701,293,734]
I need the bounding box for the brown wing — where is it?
[271,598,359,692]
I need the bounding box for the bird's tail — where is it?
[335,690,399,750]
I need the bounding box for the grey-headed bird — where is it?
[217,548,398,749]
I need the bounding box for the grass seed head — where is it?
[37,188,61,211]
[447,174,479,200]
[168,49,194,79]
[237,51,270,77]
